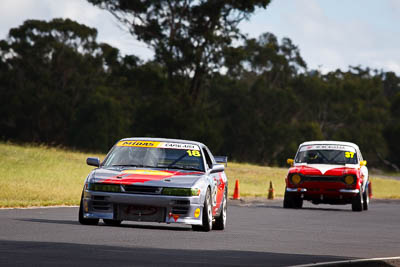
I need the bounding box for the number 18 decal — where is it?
[187,150,201,157]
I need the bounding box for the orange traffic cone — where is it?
[233,179,240,200]
[267,180,275,200]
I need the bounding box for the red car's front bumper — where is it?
[286,181,360,204]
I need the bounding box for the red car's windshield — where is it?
[295,148,358,165]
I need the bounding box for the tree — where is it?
[87,0,271,103]
[0,18,129,150]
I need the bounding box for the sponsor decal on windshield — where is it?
[158,142,200,150]
[117,141,160,147]
[300,144,356,152]
[122,170,171,176]
[117,141,200,150]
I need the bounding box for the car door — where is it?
[357,149,369,189]
[202,146,226,215]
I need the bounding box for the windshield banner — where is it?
[117,141,200,150]
[299,144,356,152]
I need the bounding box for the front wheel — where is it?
[352,189,363,212]
[78,195,99,225]
[363,184,370,211]
[283,190,303,209]
[213,190,227,230]
[192,188,212,232]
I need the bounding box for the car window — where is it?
[295,146,358,165]
[103,141,205,172]
[202,147,213,170]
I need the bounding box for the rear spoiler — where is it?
[214,156,228,167]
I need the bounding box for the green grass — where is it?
[0,142,399,208]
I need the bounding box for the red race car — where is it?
[284,141,371,211]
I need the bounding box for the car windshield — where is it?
[295,145,358,165]
[102,141,205,172]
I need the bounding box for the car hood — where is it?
[89,168,205,188]
[290,164,359,176]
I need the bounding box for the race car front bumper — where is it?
[286,184,361,204]
[286,187,360,194]
[82,190,204,225]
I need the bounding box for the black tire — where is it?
[283,190,303,209]
[103,219,122,226]
[363,184,369,211]
[213,190,227,230]
[295,197,303,209]
[192,188,212,232]
[78,195,99,225]
[352,189,363,212]
[283,190,293,208]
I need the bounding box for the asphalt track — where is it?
[0,199,399,266]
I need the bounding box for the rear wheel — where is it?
[103,219,122,226]
[192,188,212,232]
[213,190,227,230]
[363,184,370,211]
[352,189,363,212]
[78,194,99,225]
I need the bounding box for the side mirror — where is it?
[360,160,367,166]
[210,164,225,174]
[87,157,100,167]
[287,158,294,166]
[214,156,228,167]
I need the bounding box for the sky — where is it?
[0,0,399,74]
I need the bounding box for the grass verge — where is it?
[0,142,103,207]
[0,142,399,208]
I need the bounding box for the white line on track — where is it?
[290,256,400,267]
[0,205,78,210]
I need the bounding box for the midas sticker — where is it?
[123,170,171,176]
[117,141,160,147]
[194,208,201,218]
[117,141,200,150]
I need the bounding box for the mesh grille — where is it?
[123,185,162,194]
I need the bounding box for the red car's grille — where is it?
[302,176,343,182]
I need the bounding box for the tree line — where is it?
[1,1,400,170]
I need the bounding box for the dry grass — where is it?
[0,142,103,207]
[369,176,400,199]
[0,142,399,208]
[225,162,287,198]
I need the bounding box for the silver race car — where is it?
[79,138,228,231]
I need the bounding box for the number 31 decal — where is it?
[345,151,354,158]
[187,150,201,157]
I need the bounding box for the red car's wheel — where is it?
[363,184,370,211]
[352,189,363,212]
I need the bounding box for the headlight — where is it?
[162,187,200,196]
[88,183,121,192]
[290,174,302,185]
[344,175,356,185]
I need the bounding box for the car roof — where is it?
[118,137,205,147]
[299,140,360,150]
